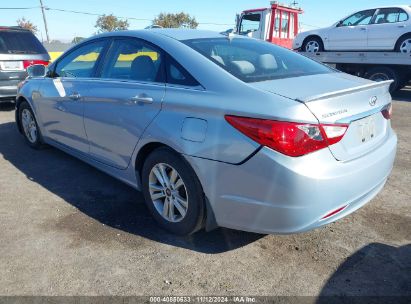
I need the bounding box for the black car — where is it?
[0,26,49,102]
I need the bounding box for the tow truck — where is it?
[235,1,411,92]
[235,1,303,49]
[299,51,411,93]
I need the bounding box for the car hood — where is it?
[249,72,372,102]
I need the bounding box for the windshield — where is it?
[0,30,47,54]
[183,38,333,83]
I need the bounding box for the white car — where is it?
[293,5,411,53]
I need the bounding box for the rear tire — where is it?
[18,101,44,149]
[302,37,324,53]
[395,34,411,53]
[141,147,205,235]
[365,66,401,93]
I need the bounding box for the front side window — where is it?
[101,38,164,83]
[373,8,409,24]
[184,38,333,83]
[341,9,376,26]
[55,40,106,78]
[240,13,261,34]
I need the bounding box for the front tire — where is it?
[141,147,205,235]
[302,37,324,53]
[19,101,44,149]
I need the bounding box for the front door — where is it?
[328,9,376,50]
[36,40,108,153]
[83,38,165,169]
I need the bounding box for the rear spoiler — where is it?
[296,80,393,103]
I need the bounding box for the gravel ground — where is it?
[0,88,410,297]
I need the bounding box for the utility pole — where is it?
[39,0,50,43]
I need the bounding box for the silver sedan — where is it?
[16,29,397,235]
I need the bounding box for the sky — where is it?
[1,0,402,42]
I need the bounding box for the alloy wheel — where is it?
[399,38,411,53]
[148,163,188,223]
[305,41,320,53]
[21,109,38,144]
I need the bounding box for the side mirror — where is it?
[336,21,343,27]
[27,64,47,78]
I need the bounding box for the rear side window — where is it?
[55,40,106,78]
[373,8,409,24]
[0,30,46,54]
[166,55,200,87]
[101,38,164,83]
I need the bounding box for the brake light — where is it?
[381,103,392,120]
[225,116,348,157]
[23,60,49,69]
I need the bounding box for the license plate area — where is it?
[354,115,378,144]
[0,61,24,71]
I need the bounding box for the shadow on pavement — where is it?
[0,120,263,254]
[317,243,411,303]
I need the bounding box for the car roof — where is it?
[0,26,31,32]
[366,4,411,11]
[97,29,226,41]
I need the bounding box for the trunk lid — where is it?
[250,73,392,161]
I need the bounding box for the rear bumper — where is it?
[0,72,25,100]
[0,85,18,99]
[186,129,397,234]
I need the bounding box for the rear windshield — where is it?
[183,37,333,83]
[0,30,47,54]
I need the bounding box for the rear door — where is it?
[328,9,375,50]
[367,8,410,50]
[36,39,109,153]
[82,37,165,169]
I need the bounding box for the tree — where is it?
[72,37,85,44]
[16,17,38,34]
[95,14,129,33]
[153,12,198,29]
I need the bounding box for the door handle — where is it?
[360,27,367,31]
[68,92,81,101]
[130,94,154,104]
[398,25,406,28]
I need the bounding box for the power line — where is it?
[0,7,40,10]
[46,8,234,26]
[45,7,152,21]
[0,6,234,27]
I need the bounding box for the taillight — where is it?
[23,60,49,69]
[381,103,392,120]
[225,115,348,157]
